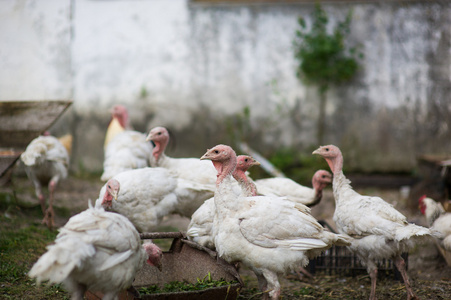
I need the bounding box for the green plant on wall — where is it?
[293,3,362,145]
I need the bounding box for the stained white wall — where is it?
[1,0,450,172]
[0,0,72,101]
[72,1,190,118]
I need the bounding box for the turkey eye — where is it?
[214,150,219,154]
[325,148,329,151]
[107,185,111,189]
[245,159,248,162]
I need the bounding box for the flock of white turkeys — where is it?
[21,104,448,300]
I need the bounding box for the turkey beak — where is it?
[145,133,153,142]
[145,133,156,147]
[325,174,332,183]
[312,148,321,155]
[156,261,163,272]
[253,160,261,166]
[111,190,118,202]
[200,151,210,160]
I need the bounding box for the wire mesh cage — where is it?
[308,221,408,280]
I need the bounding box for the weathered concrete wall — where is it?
[1,0,450,173]
[328,3,451,171]
[0,0,72,100]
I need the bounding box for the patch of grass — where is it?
[138,272,237,294]
[0,192,14,211]
[294,286,315,296]
[0,205,69,299]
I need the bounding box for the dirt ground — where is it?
[2,174,451,299]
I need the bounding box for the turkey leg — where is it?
[369,268,377,300]
[295,266,314,280]
[42,179,57,229]
[262,269,281,300]
[394,256,419,300]
[255,272,270,300]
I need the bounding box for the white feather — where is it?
[421,197,451,252]
[99,167,216,232]
[198,145,350,299]
[101,131,153,181]
[29,204,148,298]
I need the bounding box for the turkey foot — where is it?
[295,267,314,281]
[42,207,55,229]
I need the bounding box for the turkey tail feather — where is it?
[334,233,353,246]
[395,224,431,242]
[29,237,94,285]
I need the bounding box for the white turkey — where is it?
[103,104,132,148]
[97,167,215,232]
[313,144,431,300]
[20,135,70,229]
[146,126,217,187]
[187,155,260,250]
[419,195,451,251]
[29,202,163,300]
[200,144,351,299]
[255,170,332,207]
[101,105,153,181]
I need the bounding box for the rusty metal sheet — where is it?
[134,238,240,288]
[86,233,242,300]
[0,100,72,148]
[0,100,72,178]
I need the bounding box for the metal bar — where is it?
[140,232,185,239]
[238,142,286,178]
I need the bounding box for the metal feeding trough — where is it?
[0,100,72,182]
[86,232,242,300]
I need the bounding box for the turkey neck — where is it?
[214,154,238,213]
[326,154,352,205]
[310,177,326,207]
[233,170,257,197]
[310,190,322,208]
[427,204,445,226]
[113,111,130,129]
[152,140,168,165]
